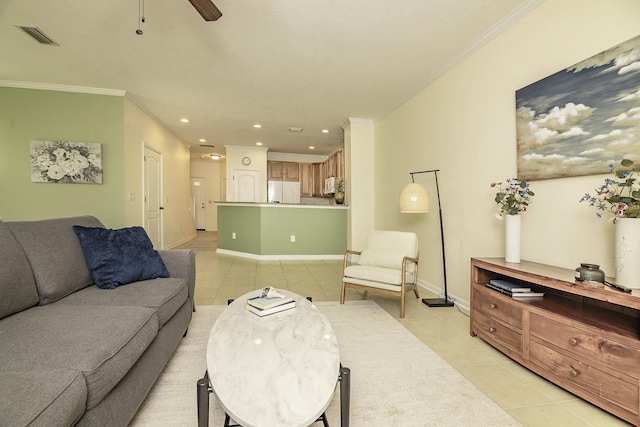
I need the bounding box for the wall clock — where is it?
[242,156,251,166]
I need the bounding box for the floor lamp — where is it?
[400,169,454,308]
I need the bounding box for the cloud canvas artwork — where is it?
[516,35,640,181]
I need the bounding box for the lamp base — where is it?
[422,298,454,308]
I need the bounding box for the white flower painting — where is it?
[30,140,103,184]
[516,34,640,181]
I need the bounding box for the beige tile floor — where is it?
[178,232,629,427]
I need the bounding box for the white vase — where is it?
[505,214,521,263]
[615,217,640,289]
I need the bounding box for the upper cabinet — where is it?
[268,161,299,182]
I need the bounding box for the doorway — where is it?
[191,177,206,230]
[143,145,163,248]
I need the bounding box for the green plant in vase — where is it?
[335,179,345,204]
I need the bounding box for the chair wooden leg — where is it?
[400,289,406,318]
[340,282,346,304]
[413,287,420,298]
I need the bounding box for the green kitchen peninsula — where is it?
[216,203,348,259]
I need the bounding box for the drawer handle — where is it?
[570,368,580,378]
[490,303,497,309]
[489,327,496,333]
[569,338,579,346]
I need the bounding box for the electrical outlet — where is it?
[232,232,236,240]
[290,235,296,243]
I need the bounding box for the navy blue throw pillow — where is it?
[73,225,170,289]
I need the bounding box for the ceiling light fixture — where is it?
[256,142,263,146]
[180,118,189,123]
[309,146,315,150]
[210,155,221,160]
[199,138,206,142]
[253,124,262,128]
[322,129,329,133]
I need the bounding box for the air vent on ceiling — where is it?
[288,127,304,132]
[200,144,216,148]
[16,26,59,45]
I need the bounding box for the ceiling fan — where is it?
[188,0,223,21]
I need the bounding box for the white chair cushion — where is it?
[356,231,418,273]
[344,265,415,287]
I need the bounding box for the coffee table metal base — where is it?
[197,366,351,427]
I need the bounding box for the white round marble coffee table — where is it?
[199,290,345,427]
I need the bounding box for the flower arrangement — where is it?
[580,159,640,220]
[335,179,345,193]
[491,178,535,217]
[30,140,102,184]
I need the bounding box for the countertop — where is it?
[216,202,348,209]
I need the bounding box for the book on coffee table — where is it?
[247,295,294,310]
[245,300,296,317]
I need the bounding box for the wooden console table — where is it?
[470,257,640,426]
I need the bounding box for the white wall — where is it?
[373,0,640,307]
[124,97,195,247]
[191,159,222,231]
[345,118,375,250]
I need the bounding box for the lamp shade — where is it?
[400,183,429,213]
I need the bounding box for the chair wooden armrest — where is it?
[343,250,361,270]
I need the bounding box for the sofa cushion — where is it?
[73,225,170,290]
[55,278,188,327]
[0,222,39,319]
[0,304,159,409]
[0,370,87,427]
[6,216,105,304]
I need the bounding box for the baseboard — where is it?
[164,233,198,249]
[417,280,469,313]
[216,248,344,261]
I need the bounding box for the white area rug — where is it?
[131,301,521,426]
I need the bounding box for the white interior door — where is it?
[233,169,260,202]
[144,146,163,248]
[191,177,206,230]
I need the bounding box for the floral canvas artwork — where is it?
[30,140,103,184]
[516,35,640,181]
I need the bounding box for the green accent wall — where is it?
[0,87,125,226]
[218,205,347,256]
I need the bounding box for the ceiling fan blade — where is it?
[188,0,222,21]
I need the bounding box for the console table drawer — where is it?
[473,284,523,329]
[473,311,522,356]
[530,339,638,415]
[530,313,640,378]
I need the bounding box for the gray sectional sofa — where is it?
[0,216,196,426]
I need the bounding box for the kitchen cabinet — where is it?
[268,161,299,182]
[470,257,640,425]
[312,163,325,197]
[300,163,313,197]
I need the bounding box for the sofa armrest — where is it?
[158,249,196,311]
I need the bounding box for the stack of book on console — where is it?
[487,279,544,299]
[245,294,296,317]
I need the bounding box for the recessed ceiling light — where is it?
[309,146,315,150]
[210,155,221,160]
[199,138,206,142]
[180,118,189,123]
[256,142,263,146]
[253,124,262,128]
[322,129,329,133]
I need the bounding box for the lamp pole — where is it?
[407,169,454,308]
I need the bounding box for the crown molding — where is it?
[0,80,125,96]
